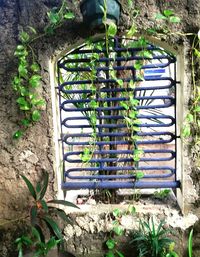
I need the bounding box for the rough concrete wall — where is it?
[0,0,200,256]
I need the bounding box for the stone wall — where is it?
[0,0,200,256]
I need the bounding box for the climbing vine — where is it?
[12,0,75,139]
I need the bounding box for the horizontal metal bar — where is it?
[65,166,175,179]
[64,149,175,163]
[59,77,175,90]
[62,181,180,189]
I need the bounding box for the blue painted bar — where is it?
[57,37,179,189]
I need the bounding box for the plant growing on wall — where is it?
[12,0,75,139]
[15,172,78,256]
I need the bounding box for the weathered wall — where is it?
[0,0,200,256]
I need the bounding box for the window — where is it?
[56,37,180,190]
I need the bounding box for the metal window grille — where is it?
[57,37,180,190]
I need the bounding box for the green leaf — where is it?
[20,174,37,200]
[47,199,79,209]
[198,30,200,40]
[46,237,61,250]
[47,11,60,24]
[31,227,41,241]
[16,97,30,111]
[42,216,63,240]
[30,206,38,225]
[38,172,49,200]
[135,172,144,180]
[17,97,27,105]
[19,31,30,43]
[134,60,143,70]
[32,110,41,122]
[36,182,41,193]
[106,239,115,249]
[113,208,121,218]
[54,209,72,224]
[40,199,49,212]
[188,229,193,257]
[89,100,99,109]
[163,9,174,17]
[28,26,37,35]
[107,22,117,37]
[116,79,123,87]
[182,124,191,137]
[127,24,137,37]
[18,248,23,257]
[194,106,200,112]
[13,130,23,139]
[127,205,136,215]
[29,75,41,88]
[113,226,124,236]
[169,16,181,23]
[64,12,75,19]
[31,63,40,72]
[18,64,28,78]
[194,48,200,58]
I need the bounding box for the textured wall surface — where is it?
[0,0,200,256]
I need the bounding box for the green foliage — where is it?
[130,217,178,257]
[154,189,171,199]
[13,0,75,138]
[17,172,78,256]
[188,229,193,257]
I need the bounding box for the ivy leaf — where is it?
[113,226,124,236]
[169,16,181,23]
[194,48,200,58]
[64,12,75,19]
[127,24,137,37]
[13,130,23,139]
[17,97,30,110]
[127,205,136,215]
[182,124,191,137]
[31,63,40,72]
[18,64,28,78]
[194,106,200,112]
[29,75,41,88]
[19,31,30,43]
[135,171,145,180]
[108,22,117,37]
[89,100,99,109]
[21,119,31,127]
[106,239,115,250]
[134,61,143,70]
[32,110,41,122]
[47,11,60,25]
[113,208,121,218]
[163,9,174,17]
